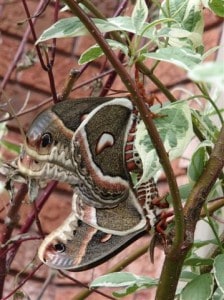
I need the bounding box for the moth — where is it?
[38,193,145,271]
[6,97,162,270]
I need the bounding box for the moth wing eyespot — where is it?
[41,132,53,148]
[53,242,66,253]
[77,219,82,227]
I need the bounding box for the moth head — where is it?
[17,148,79,188]
[24,109,73,162]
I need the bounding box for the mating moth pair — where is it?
[6,97,164,271]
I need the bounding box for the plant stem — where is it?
[2,263,43,300]
[0,183,27,298]
[0,0,46,91]
[184,124,224,224]
[136,62,177,103]
[200,197,224,217]
[21,0,57,102]
[156,124,224,299]
[6,181,58,267]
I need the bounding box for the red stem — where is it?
[21,0,57,101]
[0,0,46,91]
[2,263,43,300]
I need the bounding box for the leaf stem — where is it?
[197,82,224,124]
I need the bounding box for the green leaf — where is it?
[60,5,70,12]
[113,284,141,298]
[131,0,148,34]
[36,16,155,44]
[209,0,224,17]
[192,111,219,142]
[78,39,128,64]
[193,239,218,249]
[161,0,188,19]
[178,183,193,200]
[187,140,212,184]
[161,0,204,33]
[0,124,19,159]
[188,61,224,90]
[213,288,224,300]
[0,140,20,154]
[135,101,193,185]
[166,183,193,203]
[160,0,204,50]
[0,181,4,193]
[0,122,7,139]
[90,272,158,298]
[202,46,220,60]
[214,254,224,294]
[180,270,199,281]
[105,16,154,38]
[143,47,202,70]
[156,27,202,49]
[36,17,88,42]
[184,257,213,267]
[180,273,214,300]
[90,272,157,287]
[79,45,103,64]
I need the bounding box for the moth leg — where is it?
[151,194,169,209]
[134,67,162,108]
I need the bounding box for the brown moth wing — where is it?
[38,211,145,271]
[23,97,115,168]
[71,98,146,234]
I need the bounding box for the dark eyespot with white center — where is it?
[96,132,114,154]
[54,242,66,253]
[41,132,53,148]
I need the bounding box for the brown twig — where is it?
[6,181,58,267]
[0,66,124,124]
[21,0,57,101]
[0,0,47,92]
[0,183,27,298]
[2,263,43,300]
[58,69,81,101]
